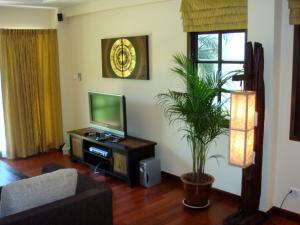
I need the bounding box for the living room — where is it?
[0,0,299,224]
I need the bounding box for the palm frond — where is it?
[208,154,225,167]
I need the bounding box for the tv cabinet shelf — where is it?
[68,128,156,187]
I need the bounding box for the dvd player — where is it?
[89,146,110,158]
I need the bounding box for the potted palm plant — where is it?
[157,54,231,208]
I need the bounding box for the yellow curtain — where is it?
[37,30,63,152]
[180,0,247,32]
[0,29,63,159]
[289,0,300,25]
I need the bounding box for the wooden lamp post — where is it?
[224,42,266,225]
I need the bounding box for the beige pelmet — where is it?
[0,29,63,159]
[180,0,247,32]
[289,0,300,25]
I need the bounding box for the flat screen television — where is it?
[88,92,127,138]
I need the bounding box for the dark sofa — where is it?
[0,163,113,225]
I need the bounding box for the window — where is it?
[190,30,246,109]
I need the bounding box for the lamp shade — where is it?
[229,91,256,168]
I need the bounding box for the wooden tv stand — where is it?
[68,128,156,187]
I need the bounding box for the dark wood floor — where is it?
[1,151,297,225]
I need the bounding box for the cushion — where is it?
[0,168,77,217]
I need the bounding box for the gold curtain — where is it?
[289,0,300,25]
[0,29,63,159]
[180,0,247,32]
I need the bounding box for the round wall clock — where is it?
[109,38,136,78]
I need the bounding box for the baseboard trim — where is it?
[267,206,300,223]
[161,171,241,202]
[161,171,180,181]
[212,187,241,202]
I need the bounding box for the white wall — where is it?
[274,0,300,214]
[58,0,242,195]
[0,6,56,29]
[248,0,300,214]
[248,0,282,212]
[57,20,76,142]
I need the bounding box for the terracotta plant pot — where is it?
[180,172,215,209]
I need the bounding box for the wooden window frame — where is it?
[290,25,300,141]
[188,30,247,128]
[189,30,247,73]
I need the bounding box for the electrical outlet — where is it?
[290,187,300,197]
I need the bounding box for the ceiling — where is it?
[0,0,96,8]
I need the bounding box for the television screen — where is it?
[89,92,126,137]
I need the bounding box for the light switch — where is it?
[73,73,82,81]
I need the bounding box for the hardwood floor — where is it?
[265,216,300,225]
[2,151,297,225]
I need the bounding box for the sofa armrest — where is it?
[0,188,112,225]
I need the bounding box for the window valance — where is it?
[289,0,300,25]
[180,0,247,32]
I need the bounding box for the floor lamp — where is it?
[224,42,266,225]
